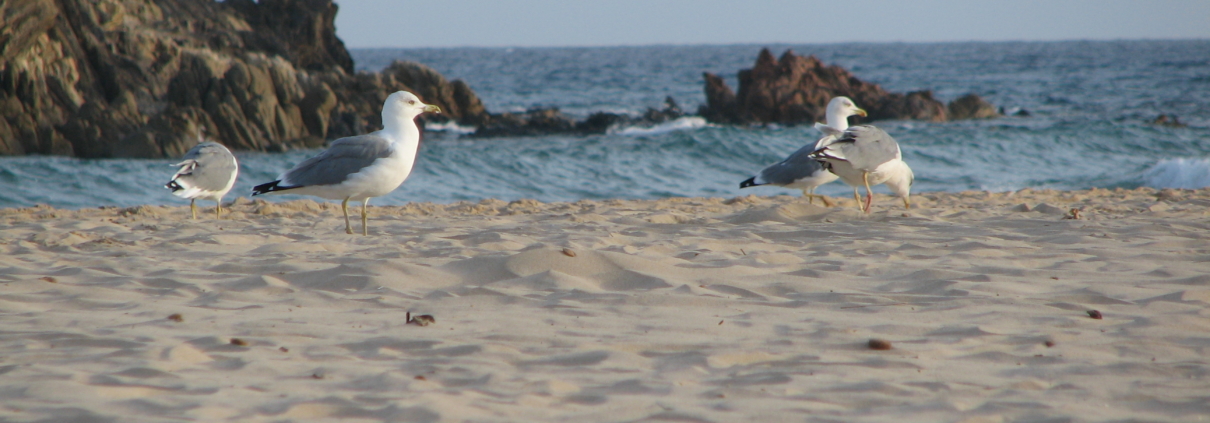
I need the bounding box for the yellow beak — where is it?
[854,108,868,117]
[423,104,442,113]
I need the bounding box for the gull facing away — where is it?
[166,140,238,219]
[811,125,914,213]
[251,91,440,235]
[739,97,867,206]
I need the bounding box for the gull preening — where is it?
[251,91,441,235]
[811,125,914,213]
[166,140,239,219]
[739,97,867,206]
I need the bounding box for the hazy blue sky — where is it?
[333,0,1210,48]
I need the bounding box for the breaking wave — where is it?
[1143,158,1210,189]
[609,117,711,136]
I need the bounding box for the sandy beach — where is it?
[0,188,1207,422]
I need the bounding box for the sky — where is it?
[333,0,1210,48]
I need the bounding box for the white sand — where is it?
[0,188,1208,422]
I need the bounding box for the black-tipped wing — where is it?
[168,142,237,191]
[753,143,828,186]
[277,134,394,188]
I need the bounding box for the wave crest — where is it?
[609,117,710,136]
[1143,158,1210,189]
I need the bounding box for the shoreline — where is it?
[0,185,1199,214]
[1,187,1207,421]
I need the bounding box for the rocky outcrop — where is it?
[1148,114,1186,128]
[948,93,1000,120]
[2,2,1008,157]
[319,60,489,144]
[0,0,489,158]
[473,108,577,138]
[699,48,995,125]
[225,0,352,73]
[473,97,685,138]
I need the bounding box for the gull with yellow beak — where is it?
[811,124,914,213]
[740,97,867,206]
[252,91,441,235]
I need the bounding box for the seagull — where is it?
[739,97,867,206]
[166,139,239,219]
[251,91,440,235]
[811,125,914,213]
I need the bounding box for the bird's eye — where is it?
[408,100,416,105]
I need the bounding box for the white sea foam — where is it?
[609,116,710,136]
[1143,158,1210,189]
[425,120,477,134]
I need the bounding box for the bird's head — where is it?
[828,96,867,119]
[383,91,442,121]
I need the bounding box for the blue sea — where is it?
[2,40,1209,209]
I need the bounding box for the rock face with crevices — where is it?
[1,2,1004,157]
[698,48,996,125]
[0,0,488,158]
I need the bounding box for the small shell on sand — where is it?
[868,339,893,350]
[407,312,436,326]
[1087,310,1103,319]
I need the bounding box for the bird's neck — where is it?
[825,113,850,131]
[382,114,420,145]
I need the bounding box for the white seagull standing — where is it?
[811,125,914,213]
[251,91,441,235]
[739,97,867,206]
[166,140,239,219]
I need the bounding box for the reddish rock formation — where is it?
[699,48,992,125]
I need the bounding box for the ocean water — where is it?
[2,40,1208,209]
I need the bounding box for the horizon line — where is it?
[341,37,1210,50]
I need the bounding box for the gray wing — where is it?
[280,134,394,187]
[757,143,828,186]
[172,142,237,191]
[818,125,900,172]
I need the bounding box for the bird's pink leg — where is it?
[862,172,873,213]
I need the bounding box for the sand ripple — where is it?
[0,188,1208,422]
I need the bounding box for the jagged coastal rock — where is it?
[0,0,487,158]
[2,2,1003,158]
[699,48,997,125]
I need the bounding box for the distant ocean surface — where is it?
[2,40,1209,209]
